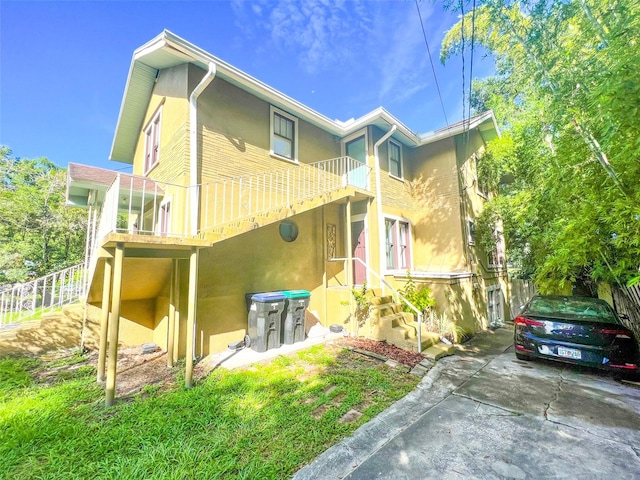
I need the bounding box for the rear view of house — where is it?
[66,30,508,403]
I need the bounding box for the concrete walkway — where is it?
[294,325,640,479]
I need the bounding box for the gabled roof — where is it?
[66,163,162,207]
[110,30,499,164]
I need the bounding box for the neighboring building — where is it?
[67,31,508,390]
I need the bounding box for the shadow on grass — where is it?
[0,344,418,480]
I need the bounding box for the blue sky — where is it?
[0,0,493,171]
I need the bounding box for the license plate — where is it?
[557,346,581,360]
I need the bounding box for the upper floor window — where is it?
[270,106,298,162]
[385,217,411,270]
[388,140,403,179]
[488,228,506,268]
[144,107,162,174]
[474,154,490,198]
[467,219,477,246]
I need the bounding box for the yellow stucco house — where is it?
[67,31,507,401]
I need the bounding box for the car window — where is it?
[527,297,619,323]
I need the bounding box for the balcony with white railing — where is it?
[94,156,371,245]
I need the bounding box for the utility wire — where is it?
[460,0,466,128]
[468,0,477,123]
[415,0,449,127]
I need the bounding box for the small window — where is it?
[475,154,489,198]
[144,107,162,174]
[488,228,505,268]
[270,106,298,162]
[467,219,476,246]
[388,140,403,179]
[385,217,411,270]
[158,201,171,236]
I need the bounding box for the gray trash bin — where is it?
[248,292,286,352]
[281,290,310,345]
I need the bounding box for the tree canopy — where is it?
[441,0,640,293]
[0,146,86,284]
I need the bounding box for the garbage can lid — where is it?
[281,289,311,299]
[251,292,286,302]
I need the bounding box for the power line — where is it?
[415,0,449,127]
[468,0,477,124]
[460,0,466,127]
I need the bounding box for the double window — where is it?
[388,140,403,179]
[270,106,298,162]
[144,107,162,174]
[385,217,411,270]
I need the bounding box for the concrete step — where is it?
[370,295,394,306]
[423,342,456,360]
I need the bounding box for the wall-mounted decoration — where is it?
[327,224,336,258]
[279,220,299,242]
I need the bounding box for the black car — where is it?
[514,295,639,374]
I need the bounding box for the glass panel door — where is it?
[345,136,367,189]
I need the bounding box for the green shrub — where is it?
[398,273,436,315]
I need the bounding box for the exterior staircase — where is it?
[0,264,86,332]
[86,156,370,290]
[201,186,358,242]
[368,292,440,352]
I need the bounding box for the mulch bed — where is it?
[339,337,426,368]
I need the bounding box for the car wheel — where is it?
[515,351,533,361]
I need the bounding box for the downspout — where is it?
[189,62,216,236]
[373,125,397,281]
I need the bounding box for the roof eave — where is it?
[109,31,428,165]
[109,31,497,165]
[417,110,500,146]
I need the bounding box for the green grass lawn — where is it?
[0,344,419,479]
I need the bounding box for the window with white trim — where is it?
[144,108,161,174]
[488,228,506,268]
[270,106,298,162]
[158,200,171,236]
[467,219,477,246]
[385,217,411,270]
[474,154,490,198]
[388,140,403,179]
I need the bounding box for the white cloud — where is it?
[229,0,463,123]
[232,0,375,74]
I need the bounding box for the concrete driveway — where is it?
[295,326,640,479]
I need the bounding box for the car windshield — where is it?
[527,297,619,323]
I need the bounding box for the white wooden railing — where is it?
[94,156,370,241]
[200,156,369,228]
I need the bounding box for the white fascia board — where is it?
[147,32,423,143]
[109,30,499,165]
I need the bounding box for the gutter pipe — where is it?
[189,62,216,236]
[373,125,427,351]
[373,124,397,283]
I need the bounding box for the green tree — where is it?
[441,0,640,293]
[0,146,86,284]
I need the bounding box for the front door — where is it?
[351,220,367,285]
[487,286,504,328]
[345,135,367,189]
